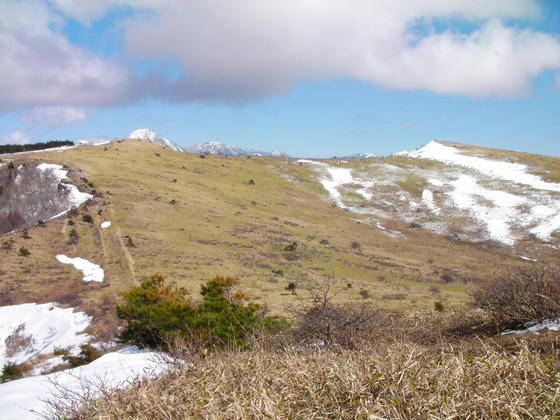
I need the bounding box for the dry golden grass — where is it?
[0,139,553,323]
[66,332,560,419]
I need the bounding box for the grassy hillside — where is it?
[0,140,546,326]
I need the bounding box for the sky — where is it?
[0,0,559,157]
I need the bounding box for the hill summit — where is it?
[127,128,184,152]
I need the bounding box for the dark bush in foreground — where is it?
[471,265,560,331]
[117,274,287,350]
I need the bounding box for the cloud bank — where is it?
[23,106,86,126]
[0,129,30,145]
[1,0,559,114]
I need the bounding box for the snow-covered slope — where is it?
[296,141,560,248]
[0,303,91,369]
[184,141,289,157]
[0,346,169,420]
[127,129,184,152]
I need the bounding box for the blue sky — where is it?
[1,0,559,157]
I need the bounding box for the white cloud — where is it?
[0,0,130,112]
[0,129,31,145]
[120,0,559,100]
[23,106,86,126]
[1,0,559,112]
[555,73,560,90]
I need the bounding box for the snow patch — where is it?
[56,255,104,283]
[501,318,560,335]
[0,346,169,420]
[406,141,560,192]
[0,303,91,368]
[100,221,111,229]
[422,189,440,215]
[297,160,374,208]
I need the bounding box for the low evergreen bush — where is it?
[117,274,287,350]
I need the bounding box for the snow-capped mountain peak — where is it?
[183,141,289,157]
[127,129,183,152]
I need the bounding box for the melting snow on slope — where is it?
[421,189,440,215]
[529,201,560,241]
[56,255,104,282]
[0,303,91,368]
[36,163,92,218]
[449,175,525,246]
[501,318,560,335]
[100,221,111,229]
[406,141,560,192]
[297,159,373,208]
[0,346,170,420]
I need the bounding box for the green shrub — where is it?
[63,344,101,367]
[1,362,30,382]
[117,274,286,350]
[2,239,14,251]
[68,228,79,245]
[284,242,298,252]
[68,220,75,226]
[286,282,297,294]
[126,236,135,248]
[82,214,93,224]
[18,247,30,257]
[22,229,30,239]
[434,301,445,312]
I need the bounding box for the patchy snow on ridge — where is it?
[0,303,91,369]
[406,141,560,192]
[0,346,170,420]
[36,163,92,217]
[100,221,111,229]
[56,255,104,282]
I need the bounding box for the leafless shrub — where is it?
[471,265,560,331]
[4,324,36,357]
[287,281,384,348]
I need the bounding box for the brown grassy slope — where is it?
[0,140,529,318]
[63,334,560,419]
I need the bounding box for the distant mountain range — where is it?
[337,152,376,159]
[183,141,289,157]
[124,128,289,157]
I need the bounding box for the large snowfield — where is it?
[0,346,169,419]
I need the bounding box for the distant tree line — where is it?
[0,140,74,154]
